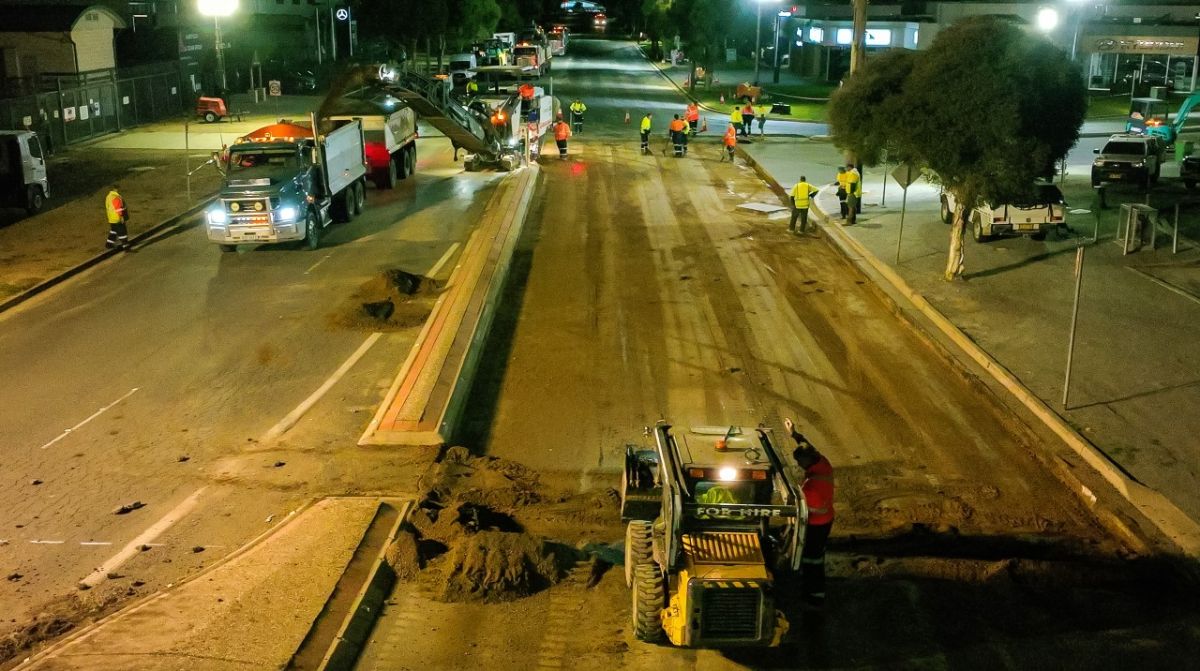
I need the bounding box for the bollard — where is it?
[1063,246,1085,409]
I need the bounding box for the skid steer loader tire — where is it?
[632,563,665,642]
[624,520,653,588]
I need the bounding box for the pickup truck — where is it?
[940,183,1065,242]
[0,130,48,214]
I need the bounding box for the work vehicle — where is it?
[1125,93,1200,145]
[512,42,551,77]
[549,25,568,56]
[1092,133,1165,190]
[940,183,1065,242]
[1181,153,1200,190]
[205,118,368,252]
[326,98,418,189]
[449,53,478,87]
[621,422,804,647]
[492,32,516,48]
[0,130,48,214]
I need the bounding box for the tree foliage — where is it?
[827,17,1086,279]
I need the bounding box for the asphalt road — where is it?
[0,139,498,654]
[357,40,1199,670]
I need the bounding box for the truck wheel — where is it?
[971,213,988,243]
[203,111,218,123]
[406,145,416,176]
[939,196,952,225]
[25,185,44,215]
[385,158,399,188]
[624,520,654,588]
[219,244,237,253]
[305,211,321,250]
[353,181,366,215]
[632,564,665,642]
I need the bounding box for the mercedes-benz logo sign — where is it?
[335,8,349,20]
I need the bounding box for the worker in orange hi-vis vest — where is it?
[104,185,131,252]
[685,102,700,133]
[720,123,737,162]
[553,114,571,160]
[785,417,835,609]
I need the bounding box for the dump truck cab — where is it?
[622,422,805,648]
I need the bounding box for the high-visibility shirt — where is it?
[554,121,570,141]
[845,170,861,197]
[466,80,479,93]
[668,118,686,133]
[757,105,768,117]
[105,190,126,224]
[723,127,737,147]
[743,104,754,117]
[791,181,816,208]
[803,456,835,525]
[836,172,850,193]
[640,116,651,132]
[570,101,587,114]
[730,108,743,124]
[685,104,699,122]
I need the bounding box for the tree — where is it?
[447,0,503,51]
[827,17,1086,280]
[827,49,919,166]
[642,0,670,61]
[672,0,731,95]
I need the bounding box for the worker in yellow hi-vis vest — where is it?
[104,185,131,251]
[790,176,819,234]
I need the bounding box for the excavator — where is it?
[1125,92,1200,145]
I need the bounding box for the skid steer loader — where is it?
[621,421,807,647]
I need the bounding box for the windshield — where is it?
[450,60,471,71]
[1102,141,1145,156]
[229,148,301,173]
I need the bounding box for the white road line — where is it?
[29,540,65,544]
[261,332,383,442]
[304,253,334,275]
[40,388,140,449]
[79,541,113,546]
[426,242,461,280]
[81,487,207,588]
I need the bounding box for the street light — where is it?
[754,0,781,85]
[1036,7,1060,33]
[198,0,238,93]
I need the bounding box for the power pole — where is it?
[850,0,868,75]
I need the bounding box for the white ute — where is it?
[940,183,1065,242]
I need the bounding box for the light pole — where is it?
[754,0,781,85]
[198,0,238,93]
[1066,0,1088,61]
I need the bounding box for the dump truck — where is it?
[0,130,48,215]
[622,422,805,647]
[325,99,418,189]
[205,117,368,251]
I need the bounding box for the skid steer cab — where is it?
[621,422,807,648]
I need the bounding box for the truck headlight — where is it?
[208,208,227,225]
[276,205,298,221]
[1131,160,1145,168]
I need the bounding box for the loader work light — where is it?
[718,467,739,481]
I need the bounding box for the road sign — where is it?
[891,162,920,189]
[268,80,282,97]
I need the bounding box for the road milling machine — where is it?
[621,422,807,647]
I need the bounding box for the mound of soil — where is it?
[436,531,574,603]
[422,448,542,511]
[328,269,442,332]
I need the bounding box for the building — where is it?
[0,4,126,93]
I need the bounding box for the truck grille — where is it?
[699,586,761,639]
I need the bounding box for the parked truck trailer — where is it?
[205,118,368,251]
[326,100,418,189]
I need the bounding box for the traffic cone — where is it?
[719,94,725,104]
[624,111,630,123]
[700,117,708,133]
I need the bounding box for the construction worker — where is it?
[845,164,862,225]
[685,102,700,133]
[835,167,849,220]
[680,118,691,156]
[640,112,652,155]
[720,123,737,162]
[104,185,131,251]
[553,113,571,160]
[730,105,743,138]
[756,103,768,136]
[569,98,587,134]
[785,417,834,608]
[790,176,819,234]
[741,102,755,137]
[465,78,479,96]
[668,114,686,158]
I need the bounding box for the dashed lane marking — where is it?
[80,486,207,588]
[426,242,461,281]
[304,253,334,275]
[29,540,65,544]
[39,387,139,449]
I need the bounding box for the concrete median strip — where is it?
[359,165,542,446]
[739,147,1200,561]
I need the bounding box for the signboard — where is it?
[335,7,349,20]
[891,162,920,189]
[725,48,737,63]
[268,79,282,96]
[1086,35,1199,55]
[63,107,75,122]
[78,105,89,121]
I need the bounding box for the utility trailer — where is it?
[622,422,806,647]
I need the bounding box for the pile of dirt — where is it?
[328,269,442,332]
[436,530,574,603]
[421,447,543,511]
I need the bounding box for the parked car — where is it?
[1182,153,1200,190]
[940,183,1066,242]
[1091,133,1165,189]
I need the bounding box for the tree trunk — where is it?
[689,61,697,94]
[944,205,968,280]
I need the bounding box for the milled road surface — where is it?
[356,40,1200,669]
[0,141,497,662]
